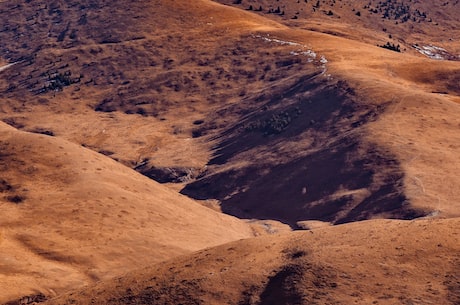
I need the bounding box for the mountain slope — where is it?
[45,218,460,305]
[0,0,460,303]
[181,26,460,226]
[216,0,460,57]
[1,0,459,227]
[0,122,253,303]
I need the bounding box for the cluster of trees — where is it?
[40,70,81,93]
[246,4,285,15]
[379,41,401,52]
[268,6,285,15]
[244,107,302,135]
[232,0,430,23]
[246,5,264,11]
[365,0,429,23]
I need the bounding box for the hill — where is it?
[0,0,460,303]
[2,0,458,227]
[45,218,460,305]
[0,122,253,303]
[180,2,460,226]
[216,0,460,57]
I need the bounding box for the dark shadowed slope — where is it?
[182,76,426,227]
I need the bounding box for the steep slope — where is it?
[181,27,460,226]
[181,2,460,226]
[290,28,460,219]
[182,73,427,226]
[0,0,459,303]
[1,0,459,226]
[0,0,288,169]
[45,217,460,305]
[0,122,253,303]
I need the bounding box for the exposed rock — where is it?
[135,162,201,183]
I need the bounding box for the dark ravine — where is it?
[181,78,427,227]
[134,162,200,183]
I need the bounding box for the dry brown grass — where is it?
[0,122,253,303]
[0,0,459,303]
[46,218,460,305]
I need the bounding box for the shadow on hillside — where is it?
[181,78,427,227]
[445,259,460,304]
[257,265,303,305]
[238,249,338,305]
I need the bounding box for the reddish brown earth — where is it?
[46,218,460,305]
[0,0,459,304]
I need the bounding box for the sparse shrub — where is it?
[290,250,307,259]
[31,128,55,136]
[0,179,12,192]
[6,194,25,204]
[136,107,147,116]
[192,129,204,138]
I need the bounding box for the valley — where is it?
[0,0,459,304]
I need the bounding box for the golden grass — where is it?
[0,0,459,303]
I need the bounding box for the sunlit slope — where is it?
[47,218,460,305]
[216,0,460,56]
[0,0,289,170]
[0,0,459,303]
[0,122,252,303]
[0,0,459,225]
[2,1,459,226]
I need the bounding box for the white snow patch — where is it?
[424,45,446,52]
[256,35,302,47]
[253,34,328,67]
[419,45,446,59]
[413,44,458,60]
[291,50,319,63]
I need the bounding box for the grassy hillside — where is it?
[46,218,460,305]
[0,0,459,303]
[0,122,253,303]
[0,0,438,226]
[216,0,460,56]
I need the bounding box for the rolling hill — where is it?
[0,0,459,303]
[46,218,460,305]
[0,121,253,303]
